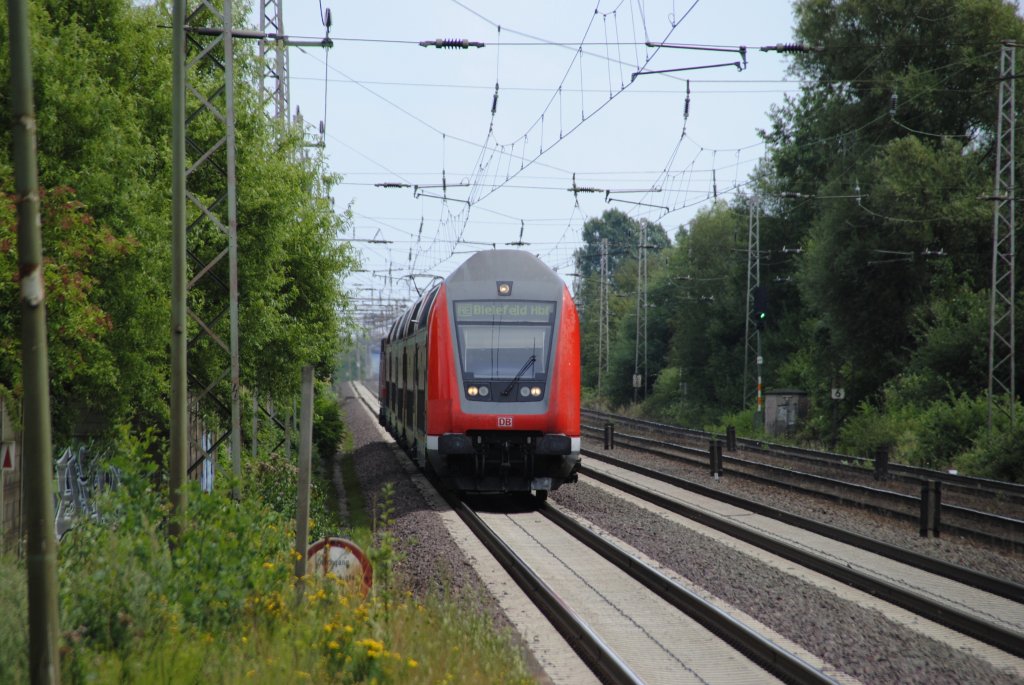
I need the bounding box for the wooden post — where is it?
[294,366,314,579]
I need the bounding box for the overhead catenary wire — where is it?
[316,3,1000,314]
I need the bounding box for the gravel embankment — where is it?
[335,390,486,597]
[334,387,553,684]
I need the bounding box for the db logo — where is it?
[497,416,514,428]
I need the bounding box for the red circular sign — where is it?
[307,537,373,594]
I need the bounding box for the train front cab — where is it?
[425,276,581,497]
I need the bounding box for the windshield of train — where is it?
[453,301,556,379]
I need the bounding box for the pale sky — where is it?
[276,1,801,331]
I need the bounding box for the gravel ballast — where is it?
[583,441,1024,584]
[552,480,1023,685]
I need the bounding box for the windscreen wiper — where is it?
[502,355,536,396]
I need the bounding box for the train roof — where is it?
[382,250,565,344]
[446,249,562,286]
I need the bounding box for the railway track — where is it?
[576,455,1024,665]
[581,408,1024,506]
[581,410,1024,549]
[449,494,838,685]
[351,382,839,683]
[350,383,1024,682]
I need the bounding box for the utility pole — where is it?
[259,0,289,124]
[8,0,61,679]
[175,0,243,489]
[598,238,609,392]
[170,0,188,530]
[988,41,1016,433]
[633,223,648,402]
[743,197,763,426]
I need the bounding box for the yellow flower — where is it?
[323,623,336,633]
[295,671,311,680]
[262,562,275,570]
[343,625,354,634]
[241,636,248,644]
[407,659,418,668]
[356,638,384,651]
[328,640,340,650]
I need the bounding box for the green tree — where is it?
[573,209,669,394]
[759,0,1024,411]
[0,0,356,445]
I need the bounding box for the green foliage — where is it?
[837,383,1022,478]
[58,432,295,649]
[836,401,902,459]
[574,209,670,395]
[706,407,766,442]
[956,421,1024,483]
[0,0,357,445]
[20,428,533,683]
[905,394,989,470]
[315,380,346,461]
[0,554,28,683]
[0,184,137,436]
[242,449,335,544]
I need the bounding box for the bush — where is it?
[58,436,296,648]
[836,400,903,459]
[955,407,1024,483]
[315,380,346,460]
[900,394,987,470]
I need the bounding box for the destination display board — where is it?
[454,301,555,323]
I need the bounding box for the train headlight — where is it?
[478,385,490,397]
[519,386,530,398]
[530,386,542,397]
[497,281,512,296]
[467,386,479,397]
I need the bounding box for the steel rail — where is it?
[585,421,1024,544]
[351,383,642,683]
[581,408,1024,501]
[445,494,644,685]
[541,504,838,685]
[579,425,914,518]
[580,460,1024,657]
[580,449,1024,603]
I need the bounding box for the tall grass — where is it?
[0,430,533,683]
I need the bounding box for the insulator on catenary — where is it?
[419,38,486,49]
[760,42,820,53]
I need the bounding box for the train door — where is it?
[416,342,426,434]
[399,348,407,441]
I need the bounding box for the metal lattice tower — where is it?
[988,41,1017,432]
[633,224,648,402]
[183,0,242,480]
[743,197,762,413]
[259,0,289,124]
[598,238,609,391]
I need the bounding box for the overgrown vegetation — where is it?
[575,0,1024,481]
[0,430,532,684]
[0,0,357,445]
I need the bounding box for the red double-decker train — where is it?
[378,250,580,499]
